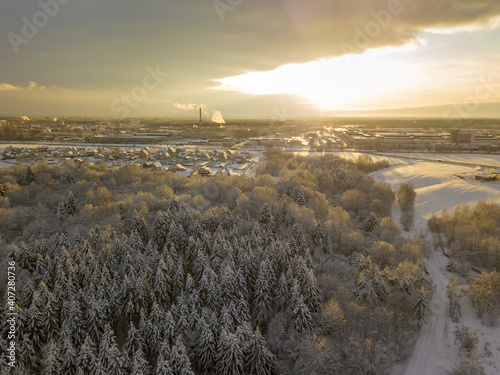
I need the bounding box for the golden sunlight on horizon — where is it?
[215,45,422,111]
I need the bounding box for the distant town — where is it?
[1,116,500,179]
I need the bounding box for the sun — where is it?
[215,45,419,111]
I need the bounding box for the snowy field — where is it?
[369,157,500,375]
[377,152,500,168]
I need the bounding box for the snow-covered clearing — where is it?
[369,157,500,375]
[377,152,500,168]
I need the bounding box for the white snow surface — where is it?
[368,156,500,375]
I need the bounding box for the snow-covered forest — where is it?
[0,151,431,374]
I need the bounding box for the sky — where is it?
[1,0,500,119]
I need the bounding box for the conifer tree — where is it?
[41,341,62,375]
[364,212,378,232]
[195,316,217,374]
[313,223,325,252]
[414,287,430,330]
[57,201,67,221]
[169,337,195,375]
[156,359,174,375]
[26,165,36,184]
[130,346,150,375]
[216,328,244,375]
[253,260,272,327]
[259,203,272,225]
[353,271,377,304]
[302,269,322,313]
[17,336,37,373]
[132,212,149,246]
[156,341,173,375]
[66,191,77,215]
[290,223,308,258]
[162,311,177,346]
[99,324,124,375]
[448,275,462,323]
[245,328,279,375]
[292,294,313,334]
[276,272,290,312]
[59,327,77,375]
[123,322,145,363]
[76,334,98,375]
[152,211,170,251]
[154,259,171,307]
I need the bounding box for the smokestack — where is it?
[199,107,202,127]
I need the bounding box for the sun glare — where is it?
[216,45,419,111]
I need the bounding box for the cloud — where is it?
[28,81,45,90]
[4,0,500,83]
[2,0,500,115]
[0,82,46,91]
[0,83,20,91]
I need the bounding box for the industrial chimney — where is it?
[199,107,202,127]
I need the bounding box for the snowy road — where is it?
[400,251,452,375]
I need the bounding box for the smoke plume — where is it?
[211,110,225,124]
[173,103,198,111]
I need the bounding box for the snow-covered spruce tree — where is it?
[396,182,416,231]
[292,294,313,334]
[364,212,378,232]
[162,311,177,347]
[57,200,67,221]
[99,324,125,375]
[76,334,98,375]
[130,346,150,375]
[353,271,377,304]
[59,327,77,375]
[290,223,308,258]
[169,336,194,375]
[154,259,172,308]
[41,340,61,375]
[152,211,170,251]
[259,203,272,225]
[132,211,149,246]
[447,274,462,323]
[275,272,290,312]
[216,328,244,375]
[66,190,77,216]
[312,223,325,253]
[301,269,322,313]
[253,260,273,327]
[26,165,36,185]
[414,287,430,330]
[156,358,174,375]
[123,322,146,370]
[245,327,279,375]
[156,341,173,375]
[194,316,217,374]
